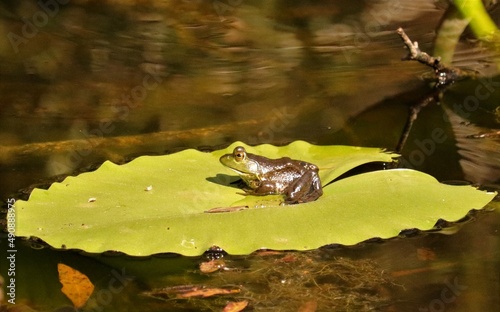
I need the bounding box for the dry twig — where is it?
[396,27,444,71]
[394,28,462,152]
[396,27,468,86]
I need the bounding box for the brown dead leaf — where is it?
[255,250,284,256]
[205,206,249,213]
[391,262,456,277]
[223,300,249,312]
[199,259,226,273]
[177,286,240,298]
[144,285,241,299]
[57,263,94,308]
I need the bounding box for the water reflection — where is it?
[0,1,499,311]
[1,0,449,190]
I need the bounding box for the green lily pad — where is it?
[14,141,495,256]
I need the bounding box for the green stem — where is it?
[433,6,470,65]
[453,0,498,40]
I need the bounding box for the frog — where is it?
[219,146,323,204]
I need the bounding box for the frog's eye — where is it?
[233,147,246,161]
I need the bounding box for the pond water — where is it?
[0,0,499,311]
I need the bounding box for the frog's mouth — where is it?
[228,168,245,175]
[228,168,258,180]
[223,158,261,176]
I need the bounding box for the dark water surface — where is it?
[0,1,499,311]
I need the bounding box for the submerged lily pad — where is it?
[15,141,495,256]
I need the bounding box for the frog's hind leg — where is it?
[285,171,322,204]
[298,187,323,204]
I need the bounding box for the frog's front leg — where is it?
[285,171,323,204]
[245,181,277,196]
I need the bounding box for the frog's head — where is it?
[219,146,261,177]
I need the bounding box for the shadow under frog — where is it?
[206,173,243,189]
